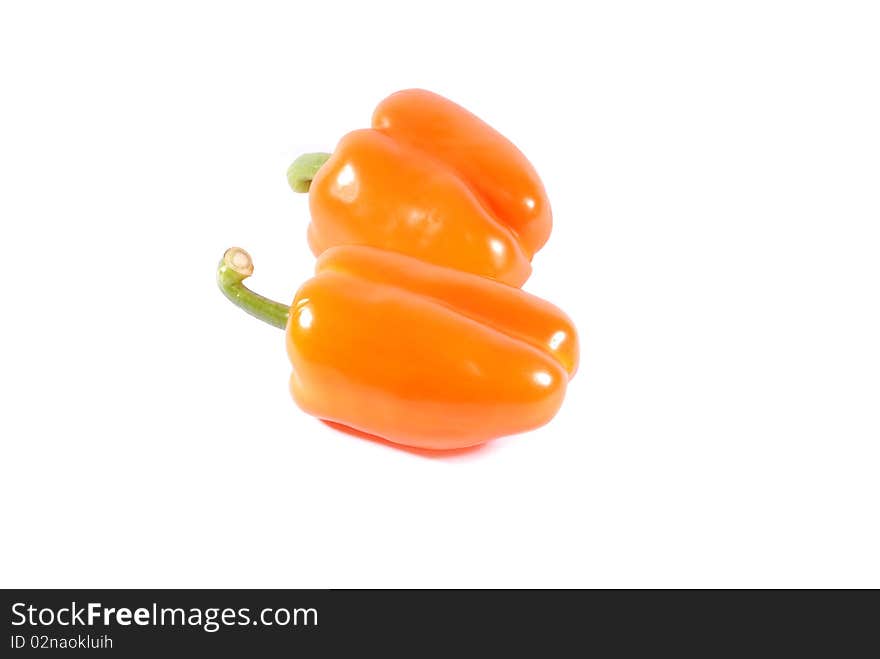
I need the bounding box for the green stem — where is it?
[287,152,331,193]
[216,247,289,330]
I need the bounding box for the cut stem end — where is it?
[223,246,254,277]
[216,247,290,330]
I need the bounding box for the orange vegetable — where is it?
[217,245,578,449]
[287,89,552,287]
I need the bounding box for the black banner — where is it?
[1,589,874,654]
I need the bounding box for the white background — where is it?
[1,1,878,588]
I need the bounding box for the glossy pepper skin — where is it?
[217,245,578,450]
[289,89,552,287]
[373,89,552,257]
[289,246,576,448]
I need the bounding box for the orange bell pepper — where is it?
[217,245,578,449]
[287,89,552,287]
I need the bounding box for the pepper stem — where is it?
[216,247,289,330]
[287,152,331,193]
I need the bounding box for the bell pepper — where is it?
[217,244,578,449]
[286,89,552,287]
